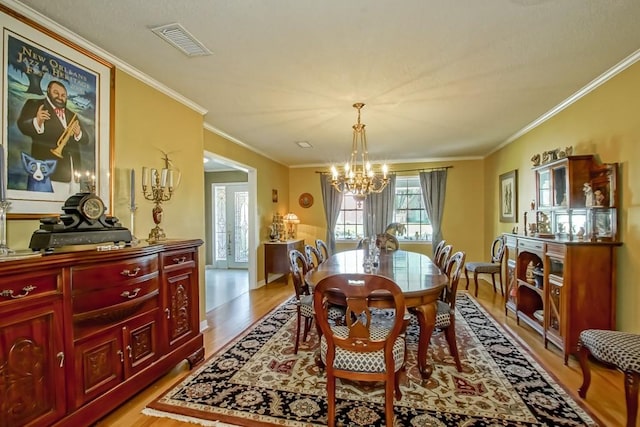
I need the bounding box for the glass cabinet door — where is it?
[537,169,551,207]
[552,166,567,206]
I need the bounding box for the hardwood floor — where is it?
[97,278,627,426]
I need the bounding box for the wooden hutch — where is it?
[504,154,621,363]
[0,239,204,426]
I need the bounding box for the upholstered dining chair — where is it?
[435,244,453,271]
[288,249,315,354]
[313,273,406,427]
[464,235,506,296]
[315,239,330,263]
[434,251,466,372]
[577,329,640,427]
[304,244,323,269]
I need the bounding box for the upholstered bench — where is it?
[577,329,640,427]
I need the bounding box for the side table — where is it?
[264,239,304,284]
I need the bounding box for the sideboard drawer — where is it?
[0,270,61,304]
[72,276,159,316]
[518,239,544,253]
[71,254,158,292]
[161,249,195,271]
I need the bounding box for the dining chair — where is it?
[315,239,330,263]
[304,244,323,269]
[435,244,453,271]
[435,251,466,372]
[313,273,406,427]
[433,239,446,261]
[464,235,506,296]
[288,249,315,354]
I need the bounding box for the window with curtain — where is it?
[334,176,432,241]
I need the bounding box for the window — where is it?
[334,192,364,240]
[394,176,432,241]
[334,176,432,241]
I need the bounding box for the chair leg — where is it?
[498,271,504,295]
[490,272,497,293]
[385,377,395,427]
[327,374,336,427]
[294,310,302,354]
[473,272,480,297]
[624,370,639,427]
[302,316,313,343]
[464,268,470,291]
[394,370,402,400]
[444,324,463,372]
[577,341,591,398]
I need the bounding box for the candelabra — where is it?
[0,200,13,256]
[142,153,177,243]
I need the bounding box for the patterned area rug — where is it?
[144,293,597,426]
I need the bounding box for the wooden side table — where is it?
[264,239,304,284]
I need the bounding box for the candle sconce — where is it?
[142,152,178,243]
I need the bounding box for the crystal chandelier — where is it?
[330,103,389,201]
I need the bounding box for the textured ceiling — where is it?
[8,0,640,167]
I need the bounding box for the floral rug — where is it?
[143,293,598,426]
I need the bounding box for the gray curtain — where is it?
[419,169,447,256]
[364,174,396,237]
[320,174,342,253]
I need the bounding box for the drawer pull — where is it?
[117,350,124,363]
[165,308,171,319]
[121,288,141,299]
[127,345,132,359]
[173,256,187,264]
[120,267,141,277]
[57,351,65,368]
[0,285,37,299]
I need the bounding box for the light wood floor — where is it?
[97,277,627,427]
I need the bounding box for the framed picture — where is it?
[272,189,278,203]
[1,5,114,218]
[499,170,518,223]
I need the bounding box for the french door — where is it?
[212,183,249,269]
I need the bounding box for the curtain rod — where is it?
[315,165,453,174]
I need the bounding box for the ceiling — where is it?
[10,0,640,168]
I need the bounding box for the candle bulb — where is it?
[150,169,157,187]
[168,170,174,189]
[142,167,148,187]
[160,168,168,188]
[130,168,136,209]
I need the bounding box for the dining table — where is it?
[305,249,448,379]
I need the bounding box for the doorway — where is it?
[212,183,249,269]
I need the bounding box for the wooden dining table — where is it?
[305,249,448,379]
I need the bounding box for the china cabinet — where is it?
[506,154,621,363]
[0,239,203,427]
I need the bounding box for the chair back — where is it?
[433,239,446,260]
[289,249,311,298]
[304,244,323,269]
[314,274,405,358]
[315,239,330,263]
[376,233,400,252]
[436,244,453,271]
[490,236,506,264]
[441,251,466,311]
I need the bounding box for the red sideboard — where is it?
[0,239,204,426]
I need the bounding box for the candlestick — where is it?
[130,168,136,209]
[0,200,13,256]
[0,144,5,202]
[129,205,139,246]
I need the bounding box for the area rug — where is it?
[143,293,598,426]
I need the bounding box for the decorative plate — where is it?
[298,193,314,208]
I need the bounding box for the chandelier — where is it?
[330,103,389,202]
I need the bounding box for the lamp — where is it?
[330,103,389,202]
[283,212,300,240]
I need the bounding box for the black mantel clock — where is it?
[29,192,132,251]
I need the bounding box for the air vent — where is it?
[150,23,212,57]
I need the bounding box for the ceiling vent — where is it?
[150,23,212,57]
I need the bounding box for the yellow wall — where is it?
[289,158,487,261]
[486,61,640,333]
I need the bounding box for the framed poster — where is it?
[1,5,114,218]
[499,170,517,223]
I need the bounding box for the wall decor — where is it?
[272,189,278,203]
[1,5,114,218]
[298,192,313,208]
[499,170,517,223]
